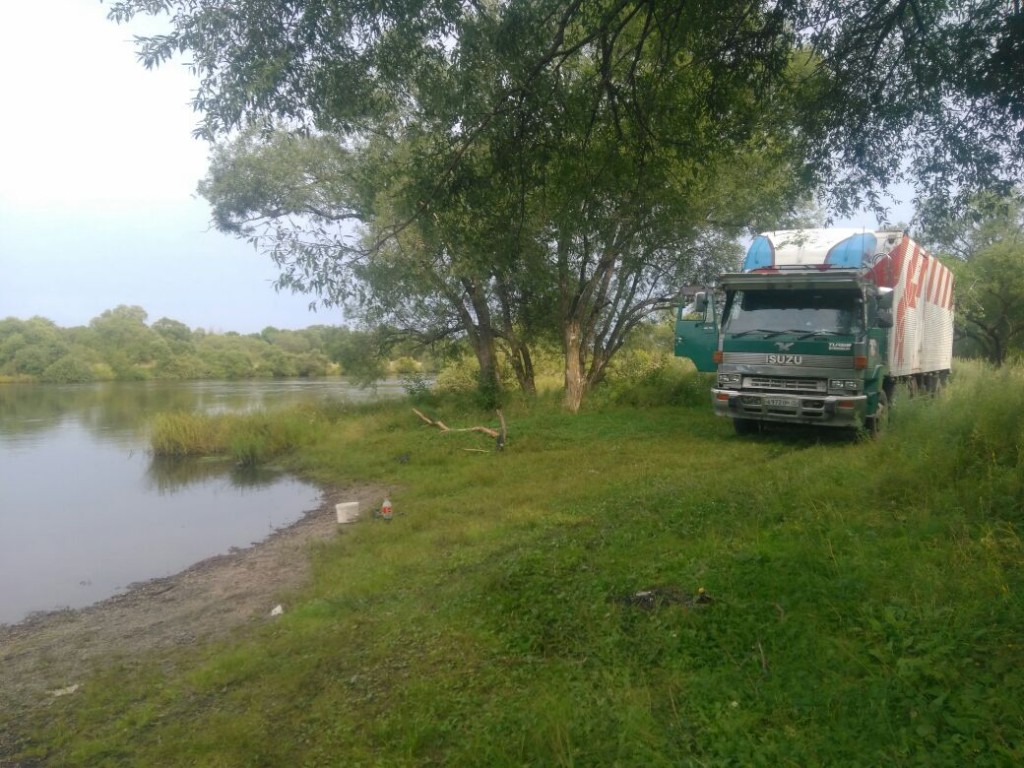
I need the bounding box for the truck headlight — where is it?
[717,372,742,387]
[829,379,860,391]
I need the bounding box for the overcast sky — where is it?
[0,1,329,333]
[0,2,909,336]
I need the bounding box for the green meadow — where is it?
[7,360,1023,766]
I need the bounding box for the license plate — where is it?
[765,397,799,408]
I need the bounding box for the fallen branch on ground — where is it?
[413,408,508,449]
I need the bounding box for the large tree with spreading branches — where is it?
[108,0,1024,406]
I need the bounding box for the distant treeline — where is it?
[0,305,429,383]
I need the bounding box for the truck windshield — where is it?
[724,289,862,335]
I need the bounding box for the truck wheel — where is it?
[868,391,889,436]
[733,418,760,435]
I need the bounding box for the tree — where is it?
[108,0,1024,404]
[198,118,540,399]
[324,326,390,384]
[0,317,69,377]
[41,355,95,384]
[783,0,1024,216]
[0,320,28,372]
[193,333,262,379]
[952,239,1024,366]
[178,1,809,408]
[923,194,1024,366]
[152,317,193,345]
[513,39,807,409]
[109,0,1024,211]
[87,305,167,378]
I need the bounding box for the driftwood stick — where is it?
[413,408,448,431]
[412,409,502,440]
[461,425,500,438]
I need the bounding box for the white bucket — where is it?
[335,501,360,524]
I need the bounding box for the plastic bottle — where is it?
[380,497,393,520]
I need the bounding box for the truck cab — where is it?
[709,270,892,433]
[675,229,935,435]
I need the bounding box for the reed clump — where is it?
[149,412,231,457]
[150,406,328,465]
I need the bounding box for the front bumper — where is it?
[712,389,867,427]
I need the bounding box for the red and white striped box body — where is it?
[872,235,955,377]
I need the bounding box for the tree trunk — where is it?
[563,319,587,413]
[473,337,501,391]
[505,339,537,395]
[493,273,536,395]
[455,279,502,397]
[585,349,611,391]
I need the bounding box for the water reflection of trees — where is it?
[0,383,89,437]
[0,380,385,444]
[0,382,209,440]
[146,455,290,494]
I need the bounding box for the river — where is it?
[0,379,405,625]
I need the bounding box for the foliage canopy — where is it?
[109,0,1024,211]
[107,0,1024,405]
[0,307,403,383]
[923,195,1024,366]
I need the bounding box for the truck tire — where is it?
[733,418,760,435]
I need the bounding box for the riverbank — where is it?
[0,484,383,749]
[0,378,412,628]
[4,372,1023,765]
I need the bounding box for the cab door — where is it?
[674,291,719,372]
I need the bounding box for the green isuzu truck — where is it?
[676,229,954,434]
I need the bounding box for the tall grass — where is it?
[13,363,1024,766]
[878,359,1024,518]
[149,402,346,466]
[148,412,231,457]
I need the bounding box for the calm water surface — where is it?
[0,379,402,625]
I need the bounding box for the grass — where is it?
[149,400,353,465]
[7,361,1024,766]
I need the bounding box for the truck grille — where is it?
[723,352,854,368]
[744,376,826,393]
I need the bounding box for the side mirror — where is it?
[692,291,708,313]
[877,309,893,328]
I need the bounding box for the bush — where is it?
[391,356,422,375]
[433,355,484,393]
[89,362,116,380]
[595,356,711,408]
[433,355,516,397]
[399,371,434,400]
[40,355,95,384]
